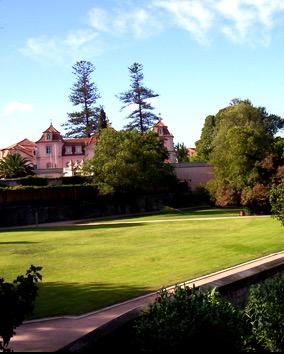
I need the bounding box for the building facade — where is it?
[152,120,177,163]
[1,120,177,177]
[34,124,96,177]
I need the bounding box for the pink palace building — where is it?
[0,120,177,178]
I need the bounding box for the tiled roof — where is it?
[0,139,36,158]
[43,124,61,134]
[153,120,166,128]
[64,136,96,145]
[153,120,172,136]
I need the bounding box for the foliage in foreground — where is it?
[245,274,284,352]
[0,265,42,352]
[135,275,284,353]
[135,285,247,353]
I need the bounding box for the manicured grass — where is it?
[0,210,283,319]
[83,207,242,223]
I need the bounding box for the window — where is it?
[46,146,52,154]
[46,133,52,140]
[158,128,163,135]
[75,145,82,154]
[46,162,52,169]
[65,146,72,154]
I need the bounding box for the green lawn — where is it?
[0,209,283,319]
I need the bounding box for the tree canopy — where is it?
[97,107,109,131]
[199,100,284,208]
[195,115,216,162]
[63,60,101,138]
[175,142,190,163]
[82,128,177,194]
[0,153,34,178]
[117,63,159,134]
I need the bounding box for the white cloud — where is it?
[3,101,34,116]
[214,0,284,44]
[64,30,98,49]
[88,8,109,32]
[88,6,163,39]
[20,0,284,64]
[154,0,213,43]
[20,30,103,64]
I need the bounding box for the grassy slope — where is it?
[0,210,283,318]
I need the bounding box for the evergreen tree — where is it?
[63,60,101,138]
[97,107,109,131]
[117,62,159,134]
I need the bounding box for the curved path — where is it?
[11,248,284,352]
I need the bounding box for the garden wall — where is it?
[173,162,214,190]
[0,186,195,227]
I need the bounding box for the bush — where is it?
[192,183,212,205]
[0,265,42,352]
[134,285,246,353]
[13,176,48,186]
[241,183,270,214]
[61,176,91,185]
[245,275,284,352]
[269,183,284,225]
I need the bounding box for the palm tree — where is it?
[0,153,34,178]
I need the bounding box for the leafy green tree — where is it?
[175,142,190,162]
[83,128,177,194]
[63,60,101,138]
[117,62,159,134]
[97,107,109,131]
[201,100,283,206]
[195,115,216,162]
[0,153,34,178]
[0,265,42,352]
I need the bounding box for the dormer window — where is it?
[46,133,52,140]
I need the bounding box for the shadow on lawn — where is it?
[0,241,39,245]
[32,281,153,319]
[2,222,146,233]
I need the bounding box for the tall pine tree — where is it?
[117,62,159,134]
[63,60,101,138]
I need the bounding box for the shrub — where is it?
[245,275,284,352]
[0,265,42,352]
[61,176,91,185]
[269,183,284,225]
[240,183,270,214]
[13,176,48,186]
[135,285,246,353]
[192,183,212,205]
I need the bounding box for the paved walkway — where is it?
[10,251,284,352]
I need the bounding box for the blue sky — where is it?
[1,0,284,149]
